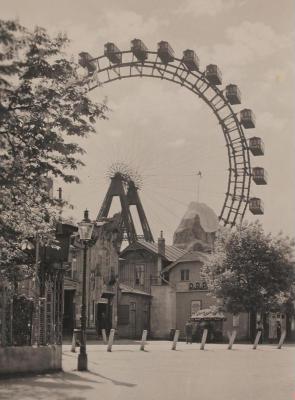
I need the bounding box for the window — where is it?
[180,269,190,281]
[191,300,201,316]
[135,264,145,285]
[118,305,130,325]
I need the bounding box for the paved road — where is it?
[0,342,294,400]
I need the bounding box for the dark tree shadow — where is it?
[0,371,101,400]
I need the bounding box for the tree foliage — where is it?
[0,20,108,284]
[202,221,295,314]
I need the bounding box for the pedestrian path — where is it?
[0,342,294,400]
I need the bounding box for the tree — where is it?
[0,20,108,284]
[201,221,295,315]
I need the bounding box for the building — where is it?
[116,202,249,341]
[117,235,185,339]
[161,252,249,341]
[64,215,121,337]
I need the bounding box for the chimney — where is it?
[58,187,62,202]
[158,230,165,257]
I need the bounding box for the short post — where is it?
[277,330,286,349]
[71,330,77,352]
[107,329,115,352]
[228,330,237,350]
[171,330,180,350]
[140,330,148,351]
[200,329,208,350]
[101,329,107,344]
[253,331,262,349]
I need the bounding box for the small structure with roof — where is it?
[104,42,122,64]
[159,250,250,342]
[205,64,222,85]
[78,52,97,74]
[252,167,268,185]
[117,234,185,339]
[157,41,175,64]
[131,39,148,61]
[225,84,241,105]
[249,136,264,156]
[249,197,264,215]
[240,108,256,129]
[182,49,199,71]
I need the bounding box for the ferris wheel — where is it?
[78,38,267,227]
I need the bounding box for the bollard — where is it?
[140,330,148,351]
[228,330,237,350]
[200,329,208,350]
[107,329,115,352]
[101,329,107,344]
[71,330,76,353]
[253,331,262,349]
[277,330,286,349]
[171,330,180,350]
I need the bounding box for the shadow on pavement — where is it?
[63,338,143,346]
[0,371,101,400]
[87,370,136,388]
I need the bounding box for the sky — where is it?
[2,0,295,243]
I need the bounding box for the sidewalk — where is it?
[0,341,294,400]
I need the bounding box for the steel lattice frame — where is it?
[85,50,252,226]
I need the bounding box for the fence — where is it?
[0,269,64,347]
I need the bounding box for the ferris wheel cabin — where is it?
[249,198,264,215]
[252,167,268,185]
[225,84,241,105]
[249,137,264,156]
[104,42,122,64]
[240,109,256,129]
[78,52,97,74]
[205,64,222,85]
[157,41,175,64]
[182,49,199,71]
[131,39,148,61]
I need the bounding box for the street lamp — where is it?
[77,209,94,371]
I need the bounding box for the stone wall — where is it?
[0,345,62,376]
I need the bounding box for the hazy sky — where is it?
[2,0,295,243]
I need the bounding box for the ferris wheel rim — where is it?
[82,49,252,226]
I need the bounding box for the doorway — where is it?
[96,301,112,335]
[63,289,75,335]
[130,302,136,338]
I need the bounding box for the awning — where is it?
[119,283,152,297]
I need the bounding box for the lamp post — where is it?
[77,209,94,371]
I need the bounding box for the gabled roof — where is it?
[162,250,209,273]
[120,240,186,262]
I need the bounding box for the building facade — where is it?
[117,236,185,339]
[117,238,250,341]
[64,216,121,337]
[162,252,249,341]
